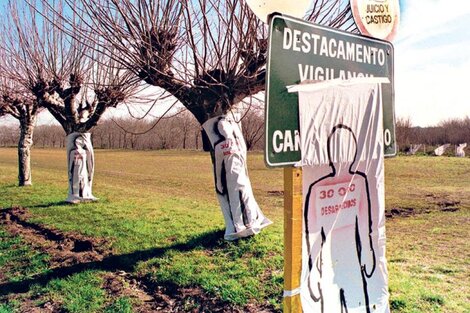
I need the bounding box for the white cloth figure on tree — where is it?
[290,78,390,313]
[406,144,422,155]
[66,132,97,203]
[202,114,272,241]
[455,143,467,157]
[434,144,450,156]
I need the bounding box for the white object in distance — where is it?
[245,0,312,23]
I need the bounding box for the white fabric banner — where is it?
[66,132,98,203]
[456,143,467,157]
[202,114,272,241]
[434,144,450,156]
[407,144,422,155]
[295,80,390,313]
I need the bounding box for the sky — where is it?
[1,0,469,128]
[395,0,470,126]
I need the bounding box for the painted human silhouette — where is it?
[204,115,271,240]
[66,133,96,203]
[304,124,376,313]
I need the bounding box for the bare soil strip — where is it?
[0,207,112,267]
[386,194,461,218]
[102,272,274,312]
[0,207,277,312]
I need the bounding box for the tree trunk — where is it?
[182,133,187,149]
[18,117,36,186]
[65,132,98,203]
[202,113,272,241]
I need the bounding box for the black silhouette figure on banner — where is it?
[66,133,97,204]
[203,115,272,241]
[304,124,376,313]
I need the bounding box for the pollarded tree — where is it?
[0,80,39,186]
[239,102,265,151]
[0,0,144,203]
[74,0,356,239]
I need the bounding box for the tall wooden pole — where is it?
[283,167,303,312]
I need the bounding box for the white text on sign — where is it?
[272,130,301,153]
[283,28,387,66]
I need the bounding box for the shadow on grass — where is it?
[28,201,70,209]
[0,229,225,296]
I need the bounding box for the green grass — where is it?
[0,148,469,312]
[385,156,470,212]
[386,210,469,313]
[0,229,50,282]
[104,297,133,313]
[46,271,106,313]
[0,303,14,313]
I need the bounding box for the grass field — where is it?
[0,148,469,312]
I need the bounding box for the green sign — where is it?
[265,15,396,167]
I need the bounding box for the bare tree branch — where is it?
[73,0,356,125]
[1,0,146,135]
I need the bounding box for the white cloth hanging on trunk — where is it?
[407,144,422,155]
[66,132,98,203]
[202,114,272,241]
[455,143,467,157]
[434,144,450,156]
[290,78,390,313]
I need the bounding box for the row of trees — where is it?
[4,114,469,153]
[0,0,354,236]
[0,109,265,151]
[0,0,354,189]
[396,117,470,152]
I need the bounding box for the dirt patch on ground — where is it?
[386,207,416,218]
[102,272,276,313]
[426,193,461,213]
[436,200,460,212]
[387,194,462,218]
[0,207,277,312]
[102,272,158,312]
[2,288,61,313]
[267,190,284,197]
[0,207,113,267]
[14,299,60,313]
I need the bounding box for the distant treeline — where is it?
[2,114,469,154]
[0,110,265,151]
[396,117,470,153]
